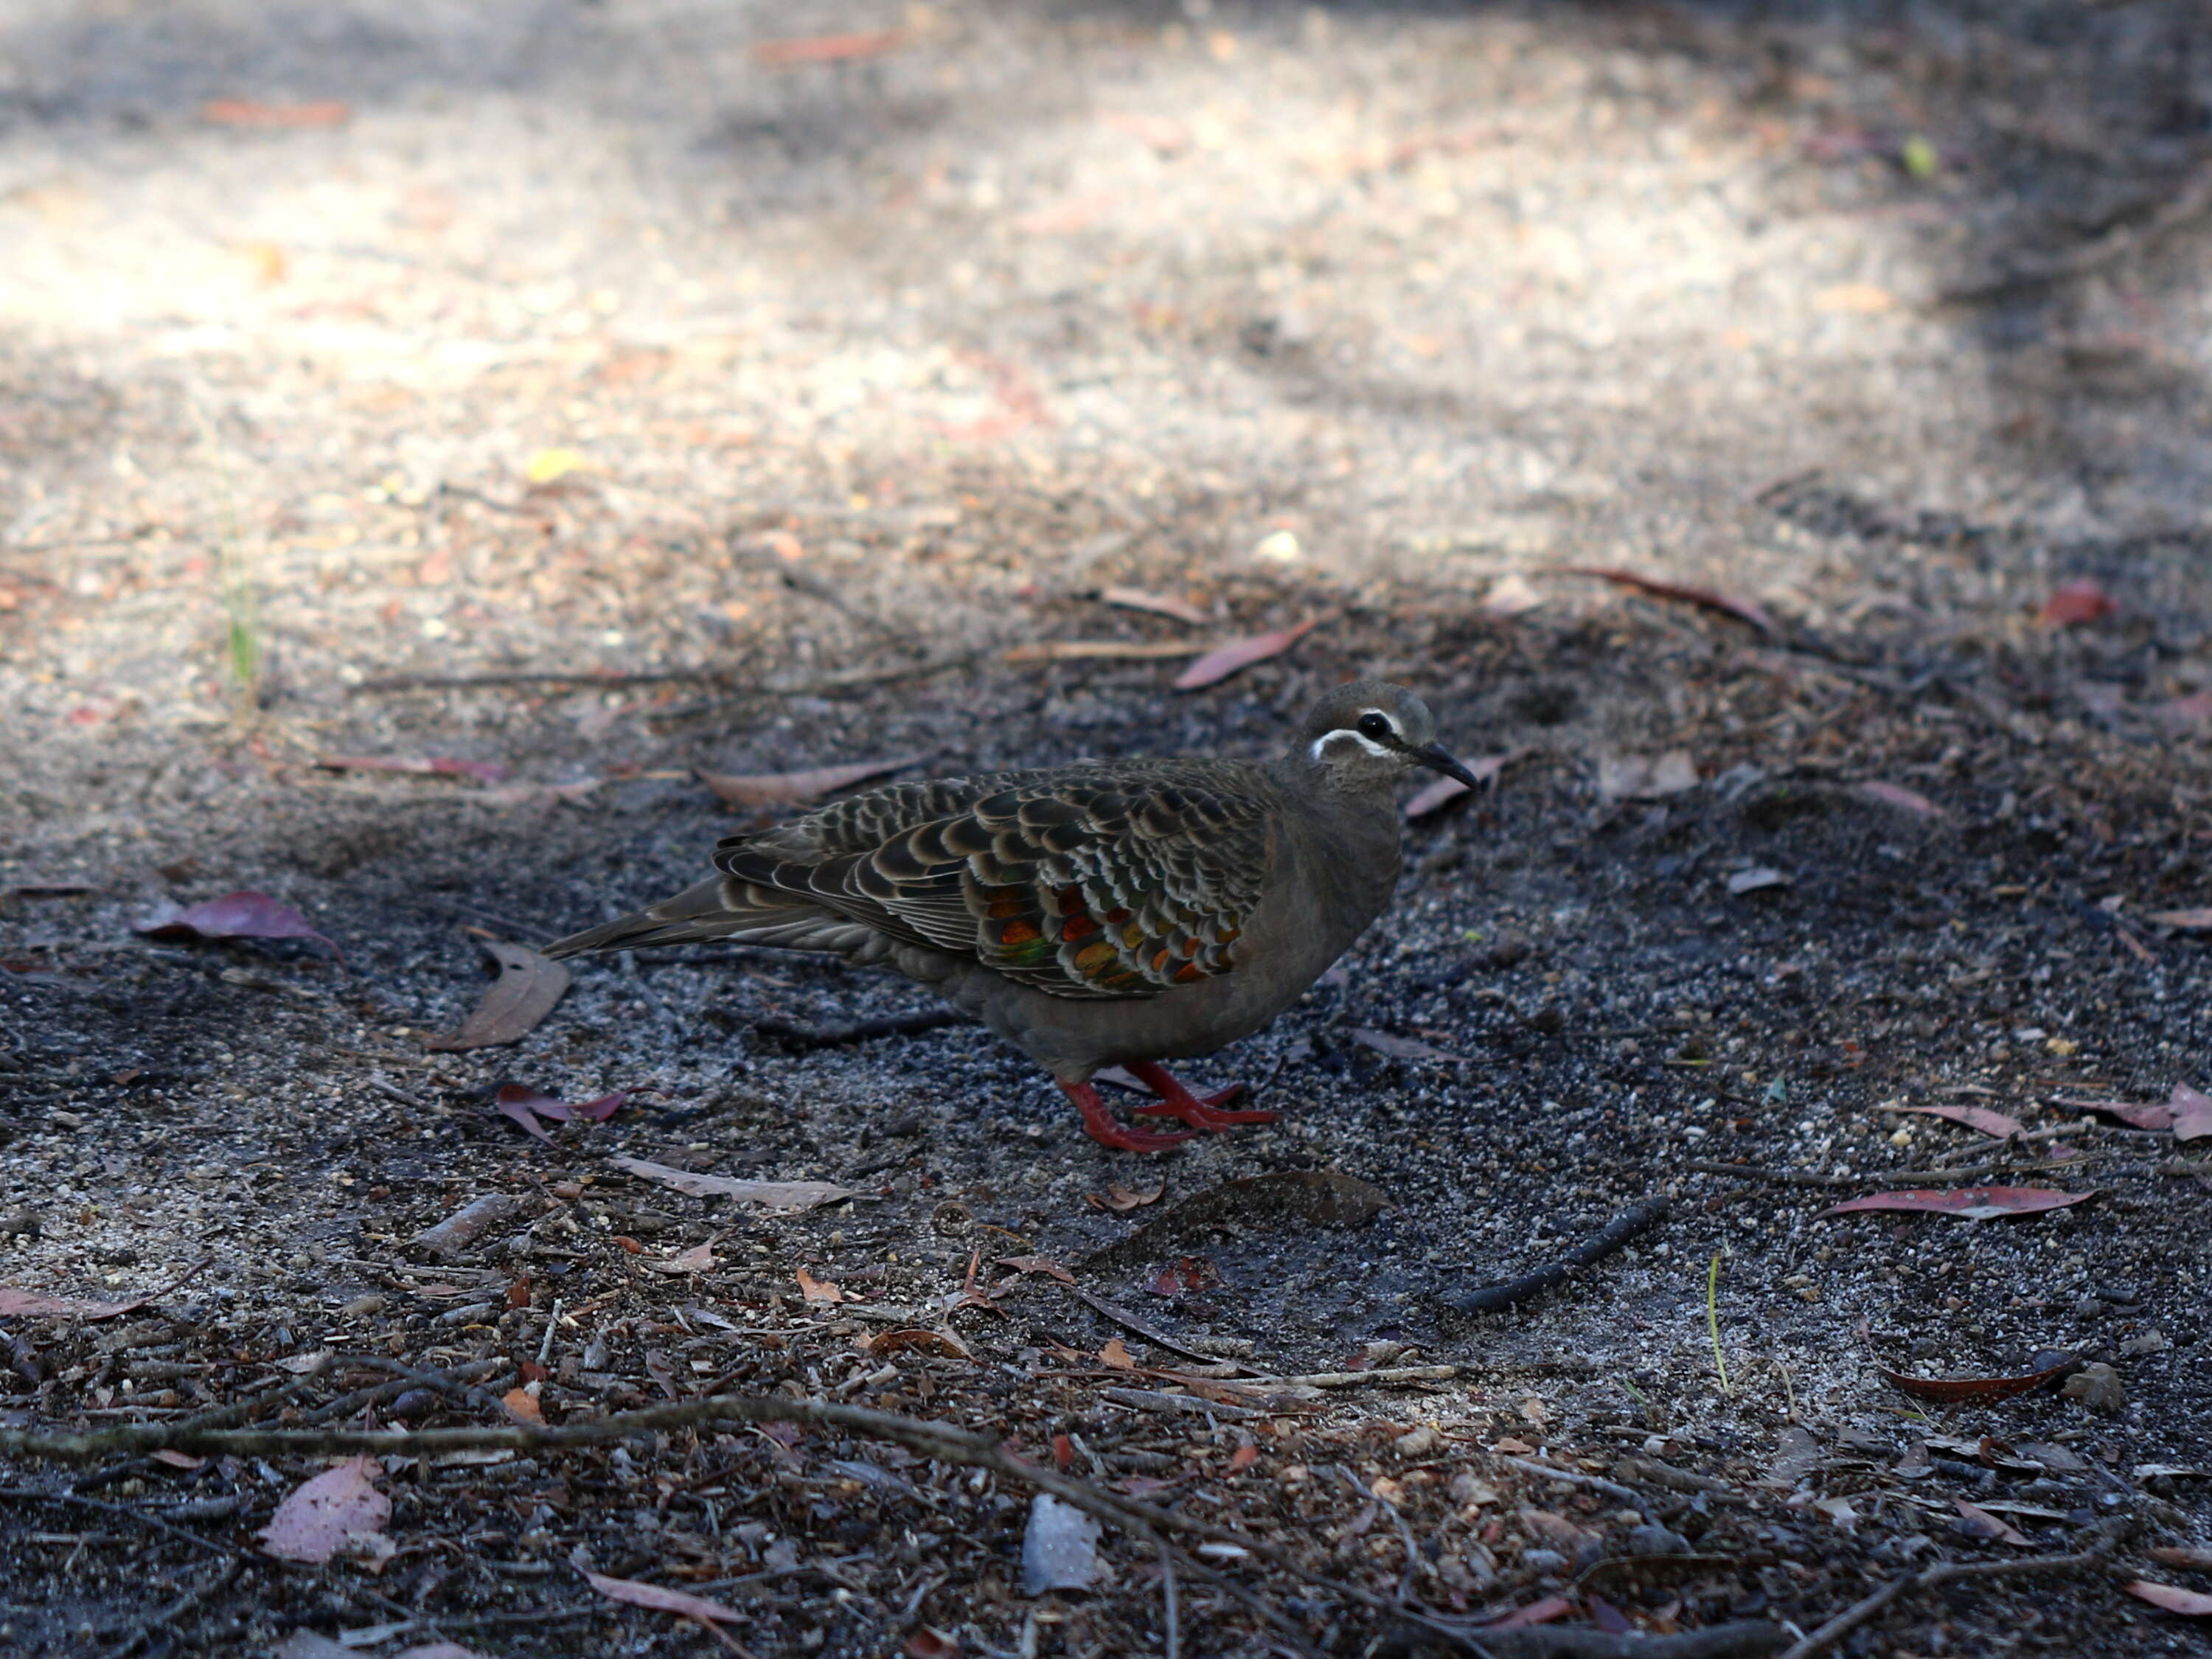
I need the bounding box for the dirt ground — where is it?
[3,1,2211,1655]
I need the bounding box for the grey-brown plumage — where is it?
[546,681,1475,1151]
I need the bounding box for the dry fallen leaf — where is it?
[2151,1547,2212,1570]
[2126,1582,2212,1618]
[1087,1179,1165,1212]
[994,1254,1078,1286]
[1596,750,1700,800]
[1953,1498,2034,1545]
[1100,585,1208,625]
[1856,779,1945,817]
[317,754,509,783]
[609,1156,859,1211]
[751,28,908,66]
[259,1458,389,1564]
[796,1265,846,1304]
[0,1255,206,1322]
[1561,566,1775,633]
[2146,908,2212,931]
[1404,753,1508,820]
[1885,1102,2029,1139]
[1821,1186,2097,1221]
[1173,619,1321,690]
[641,1242,717,1276]
[2038,579,2118,627]
[492,1083,625,1143]
[860,1327,973,1360]
[425,939,571,1051]
[1098,1337,1140,1371]
[1487,1593,1574,1630]
[2171,1082,2212,1143]
[1144,1256,1214,1297]
[584,1571,748,1622]
[136,891,343,966]
[203,97,351,128]
[699,755,921,807]
[1346,1026,1464,1062]
[501,1386,543,1424]
[1876,1355,2076,1404]
[2056,1093,2180,1132]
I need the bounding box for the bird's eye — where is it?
[1356,712,1394,741]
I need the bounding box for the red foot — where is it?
[1059,1079,1193,1153]
[1122,1060,1281,1133]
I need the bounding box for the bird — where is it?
[544,681,1477,1152]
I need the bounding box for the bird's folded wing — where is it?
[714,765,1270,999]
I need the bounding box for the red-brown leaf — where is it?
[2145,908,2212,931]
[1405,753,1508,820]
[2173,1082,2212,1143]
[584,1571,748,1622]
[2038,580,2118,626]
[1820,1186,2096,1221]
[1876,1356,2075,1403]
[796,1265,846,1304]
[1172,619,1321,690]
[1856,780,1944,817]
[259,1458,389,1563]
[861,1328,973,1360]
[1144,1256,1214,1296]
[318,754,509,783]
[1486,1594,1573,1629]
[1561,566,1775,633]
[2126,1582,2212,1617]
[995,1254,1078,1286]
[203,98,351,128]
[2055,1093,2177,1132]
[1100,585,1210,625]
[1953,1498,2033,1545]
[424,940,571,1051]
[135,891,343,965]
[751,29,908,66]
[699,755,920,807]
[1887,1103,2028,1139]
[492,1084,627,1142]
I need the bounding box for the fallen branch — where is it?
[1445,1200,1669,1313]
[1774,1520,2127,1659]
[1500,1453,1648,1508]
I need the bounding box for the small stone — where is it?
[2061,1362,2125,1415]
[1395,1426,1443,1459]
[0,1209,39,1239]
[2120,1329,2167,1357]
[1626,1523,1691,1557]
[1518,1547,1568,1576]
[2072,1296,2103,1318]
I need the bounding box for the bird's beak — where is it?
[1411,742,1481,790]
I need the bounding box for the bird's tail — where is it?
[543,877,838,959]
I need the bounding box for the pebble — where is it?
[1626,1523,1691,1557]
[2061,1362,2126,1415]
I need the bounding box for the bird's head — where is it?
[1291,680,1478,796]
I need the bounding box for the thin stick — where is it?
[1500,1454,1647,1508]
[1161,1540,1181,1659]
[1447,1200,1669,1314]
[0,1487,233,1557]
[1706,1251,1730,1397]
[1774,1522,2126,1659]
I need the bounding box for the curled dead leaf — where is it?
[136,891,343,967]
[584,1571,748,1622]
[424,939,570,1051]
[1876,1355,2076,1404]
[1172,619,1321,691]
[1820,1186,2097,1221]
[699,755,922,809]
[1952,1498,2033,1545]
[860,1327,973,1360]
[796,1265,847,1304]
[1560,566,1775,633]
[1885,1103,2029,1139]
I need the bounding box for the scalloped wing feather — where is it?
[709,762,1272,1000]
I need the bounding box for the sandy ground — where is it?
[2,2,2211,1656]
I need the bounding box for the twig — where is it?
[1936,161,2212,305]
[103,1556,245,1656]
[647,646,998,720]
[354,668,720,692]
[1500,1454,1648,1508]
[1253,1365,1460,1389]
[0,1487,233,1557]
[1773,1520,2126,1659]
[1071,1288,1270,1374]
[1161,1541,1181,1659]
[1445,1200,1669,1313]
[1706,1251,1730,1397]
[750,1009,973,1051]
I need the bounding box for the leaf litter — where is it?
[423,939,571,1051]
[1820,1186,2098,1220]
[493,1082,625,1142]
[1172,618,1321,690]
[608,1155,860,1211]
[698,754,925,807]
[259,1457,390,1565]
[135,890,344,966]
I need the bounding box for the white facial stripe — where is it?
[1312,728,1395,763]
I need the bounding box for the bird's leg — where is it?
[1122,1060,1280,1132]
[1057,1079,1194,1153]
